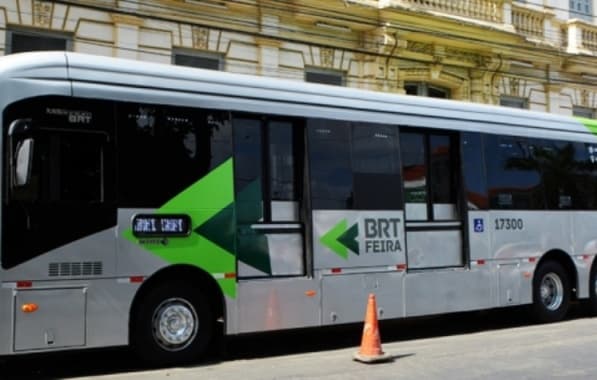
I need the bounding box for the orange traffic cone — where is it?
[353,293,392,363]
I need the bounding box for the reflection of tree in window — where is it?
[507,140,597,210]
[486,136,545,210]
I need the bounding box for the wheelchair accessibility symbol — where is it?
[473,219,484,233]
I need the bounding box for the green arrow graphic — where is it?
[320,219,349,259]
[320,219,359,259]
[338,223,359,255]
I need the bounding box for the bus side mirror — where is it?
[14,138,33,187]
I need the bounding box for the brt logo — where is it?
[320,217,402,259]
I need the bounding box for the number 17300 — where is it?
[494,218,524,230]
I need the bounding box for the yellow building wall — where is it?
[2,0,597,116]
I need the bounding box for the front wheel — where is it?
[531,261,570,323]
[131,283,214,366]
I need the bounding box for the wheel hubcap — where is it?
[540,273,564,311]
[152,298,198,351]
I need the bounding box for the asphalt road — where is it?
[1,305,595,379]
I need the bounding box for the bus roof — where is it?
[0,51,592,139]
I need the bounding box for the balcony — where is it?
[511,3,548,39]
[564,19,597,55]
[387,0,505,23]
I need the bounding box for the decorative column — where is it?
[111,14,143,60]
[364,27,406,93]
[257,14,280,77]
[471,56,505,105]
[544,83,564,115]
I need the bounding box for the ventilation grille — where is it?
[49,262,103,277]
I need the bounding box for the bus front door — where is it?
[232,116,306,279]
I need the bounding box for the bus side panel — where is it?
[404,269,493,317]
[571,212,597,299]
[321,272,405,325]
[490,210,575,304]
[0,287,13,355]
[85,278,139,349]
[235,277,320,334]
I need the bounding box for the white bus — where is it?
[1,51,597,365]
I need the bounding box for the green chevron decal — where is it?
[338,222,360,255]
[320,219,359,259]
[236,179,272,275]
[125,159,237,298]
[577,116,597,135]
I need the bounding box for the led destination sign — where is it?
[132,214,191,238]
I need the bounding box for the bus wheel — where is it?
[587,266,597,316]
[531,261,570,323]
[132,283,213,366]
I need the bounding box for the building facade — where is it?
[2,0,597,117]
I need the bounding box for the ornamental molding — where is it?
[33,1,53,28]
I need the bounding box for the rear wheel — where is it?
[531,261,570,323]
[131,283,214,366]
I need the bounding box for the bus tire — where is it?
[131,283,214,366]
[531,261,570,323]
[587,265,597,316]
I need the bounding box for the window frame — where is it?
[233,114,304,223]
[573,105,595,119]
[500,96,528,109]
[172,49,224,70]
[6,28,72,54]
[304,67,345,86]
[404,83,451,98]
[570,0,593,22]
[400,129,459,221]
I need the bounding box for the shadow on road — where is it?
[0,304,589,379]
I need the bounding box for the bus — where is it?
[1,51,597,365]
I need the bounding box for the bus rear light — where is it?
[16,281,32,288]
[21,303,38,313]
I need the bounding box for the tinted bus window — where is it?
[308,119,352,209]
[576,142,597,209]
[400,132,427,205]
[351,123,402,210]
[430,135,455,204]
[117,104,231,207]
[485,135,545,210]
[269,121,300,202]
[461,133,488,210]
[2,97,115,269]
